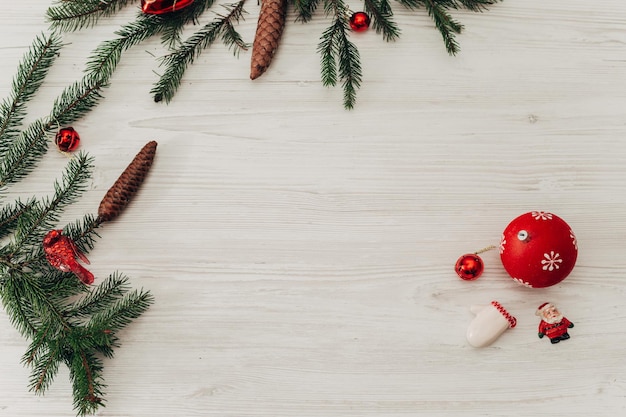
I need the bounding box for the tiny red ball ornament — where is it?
[141,0,195,15]
[55,127,81,152]
[349,12,371,32]
[500,211,577,288]
[455,253,484,281]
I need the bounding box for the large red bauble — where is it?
[500,211,577,288]
[141,0,195,15]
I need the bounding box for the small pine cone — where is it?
[97,141,157,223]
[250,0,287,80]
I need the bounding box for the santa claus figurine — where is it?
[536,302,574,344]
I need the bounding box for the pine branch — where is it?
[363,0,401,41]
[0,33,62,156]
[336,26,362,109]
[0,74,106,190]
[438,0,501,12]
[25,333,62,395]
[0,272,42,337]
[46,0,135,32]
[0,120,49,189]
[317,21,340,87]
[152,0,249,103]
[423,0,463,54]
[293,0,322,22]
[64,214,102,257]
[0,17,155,416]
[85,13,165,83]
[49,74,108,127]
[69,349,105,415]
[158,0,218,48]
[0,198,36,240]
[8,153,94,261]
[88,289,154,333]
[318,0,362,109]
[69,272,130,319]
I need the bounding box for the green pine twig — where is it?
[0,33,62,156]
[46,0,135,32]
[292,0,322,22]
[318,0,362,109]
[423,0,463,55]
[8,153,94,261]
[85,13,164,83]
[364,0,401,41]
[152,0,249,103]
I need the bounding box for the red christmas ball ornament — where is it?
[500,211,577,288]
[349,12,371,32]
[55,127,81,152]
[141,0,195,15]
[455,253,484,281]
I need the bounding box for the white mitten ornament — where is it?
[466,301,517,347]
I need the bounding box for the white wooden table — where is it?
[1,1,625,416]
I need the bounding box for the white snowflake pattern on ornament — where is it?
[532,211,553,220]
[541,251,562,271]
[570,230,577,250]
[512,277,534,288]
[499,234,506,254]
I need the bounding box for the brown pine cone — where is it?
[97,141,157,223]
[250,0,287,80]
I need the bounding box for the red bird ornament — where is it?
[43,229,94,285]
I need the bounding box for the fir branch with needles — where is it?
[0,33,154,416]
[363,0,400,41]
[0,74,107,190]
[293,0,322,22]
[46,0,136,32]
[318,0,362,109]
[423,0,464,55]
[0,33,62,156]
[152,0,249,103]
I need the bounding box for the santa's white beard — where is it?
[543,314,564,324]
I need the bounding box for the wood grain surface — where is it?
[1,1,625,416]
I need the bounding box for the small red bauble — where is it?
[349,12,371,32]
[455,254,484,281]
[141,0,195,15]
[55,127,81,152]
[500,211,577,288]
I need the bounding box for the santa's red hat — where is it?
[535,302,553,316]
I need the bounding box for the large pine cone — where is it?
[250,0,287,80]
